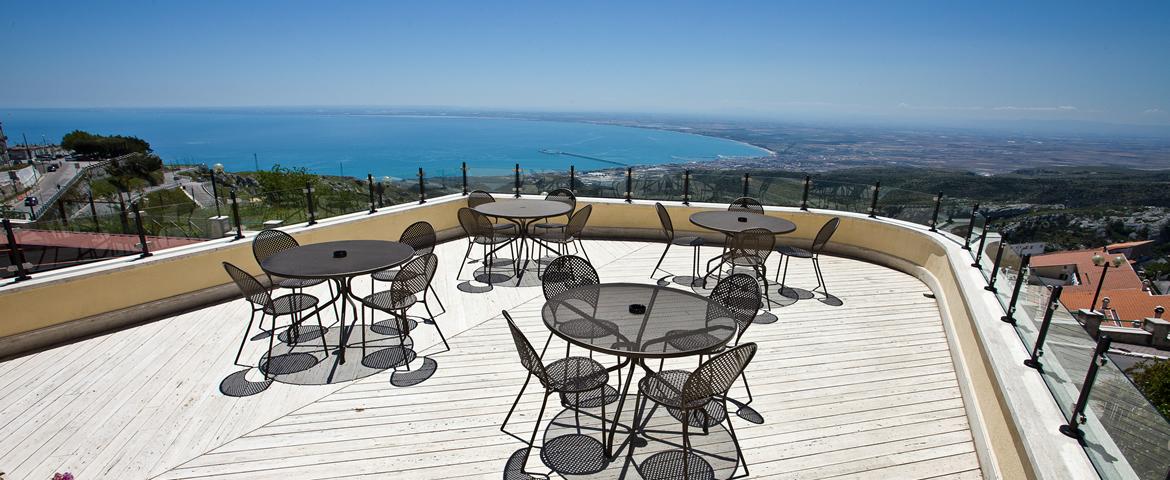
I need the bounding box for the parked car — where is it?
[47,164,59,172]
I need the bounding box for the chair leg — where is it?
[428,284,446,316]
[757,264,774,309]
[456,240,473,279]
[501,373,532,433]
[578,239,591,264]
[520,392,552,475]
[265,314,278,380]
[651,243,671,278]
[315,310,330,357]
[813,256,829,295]
[780,255,792,295]
[682,409,692,480]
[724,398,750,477]
[424,300,450,352]
[234,309,258,368]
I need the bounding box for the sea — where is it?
[1,108,769,179]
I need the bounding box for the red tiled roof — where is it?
[1031,248,1145,293]
[7,229,202,252]
[1062,289,1169,322]
[1108,240,1155,250]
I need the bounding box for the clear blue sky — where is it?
[2,0,1168,126]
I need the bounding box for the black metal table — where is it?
[541,282,737,457]
[261,240,414,365]
[474,199,573,280]
[689,210,797,235]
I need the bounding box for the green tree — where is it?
[1127,360,1170,418]
[61,130,151,158]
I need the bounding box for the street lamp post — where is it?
[1089,253,1125,313]
[210,163,224,217]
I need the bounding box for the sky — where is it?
[2,0,1169,127]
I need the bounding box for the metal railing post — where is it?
[2,218,32,281]
[131,201,152,258]
[461,162,468,195]
[367,174,377,213]
[229,189,244,240]
[962,203,980,249]
[304,182,317,225]
[929,192,943,232]
[742,173,750,198]
[89,192,100,233]
[800,176,810,210]
[1060,335,1113,440]
[514,163,521,198]
[867,181,881,218]
[569,165,576,193]
[418,168,426,204]
[1024,285,1062,370]
[625,167,633,203]
[1001,254,1031,325]
[972,217,990,269]
[985,242,1006,292]
[682,170,691,205]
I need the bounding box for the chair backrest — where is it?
[564,204,593,238]
[468,190,495,209]
[252,229,299,264]
[393,253,438,297]
[728,197,764,214]
[223,262,271,308]
[731,228,775,262]
[811,217,840,253]
[400,221,436,256]
[542,255,600,300]
[545,188,576,211]
[457,207,492,238]
[709,273,762,339]
[654,202,674,241]
[682,342,758,406]
[502,310,550,386]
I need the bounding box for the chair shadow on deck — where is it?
[458,255,547,293]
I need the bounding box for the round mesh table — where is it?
[541,282,736,458]
[474,199,573,281]
[689,210,796,235]
[262,240,414,366]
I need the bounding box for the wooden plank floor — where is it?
[0,238,981,479]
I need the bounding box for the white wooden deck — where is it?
[0,238,981,479]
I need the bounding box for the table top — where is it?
[260,240,415,280]
[541,283,737,359]
[473,199,573,220]
[689,210,797,235]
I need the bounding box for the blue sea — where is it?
[0,108,769,178]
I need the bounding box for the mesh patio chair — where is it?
[776,217,840,296]
[223,262,329,379]
[631,342,758,480]
[467,189,518,234]
[537,204,592,270]
[705,228,775,308]
[651,202,704,284]
[360,253,447,359]
[456,207,518,283]
[499,310,611,476]
[252,229,329,291]
[371,221,445,316]
[728,196,764,214]
[532,188,576,234]
[665,273,762,404]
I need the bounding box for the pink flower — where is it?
[52,473,75,480]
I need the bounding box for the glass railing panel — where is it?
[748,175,804,208]
[235,187,309,231]
[688,172,745,205]
[1084,349,1170,479]
[314,186,368,220]
[805,179,874,215]
[878,187,940,227]
[630,169,684,202]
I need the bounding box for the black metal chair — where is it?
[666,273,762,404]
[651,202,704,284]
[223,262,329,379]
[533,188,576,234]
[499,310,611,476]
[631,342,757,480]
[728,196,764,214]
[705,228,775,308]
[776,217,840,297]
[468,189,518,234]
[252,229,329,292]
[360,253,447,361]
[537,204,592,267]
[456,207,518,283]
[371,221,445,315]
